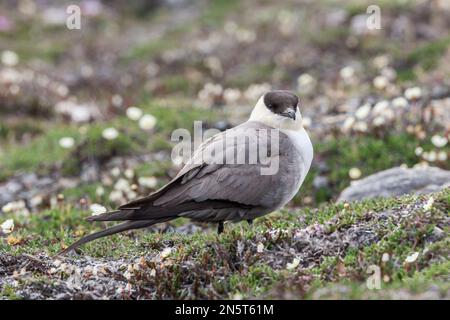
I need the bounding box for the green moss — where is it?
[159,74,193,94]
[0,127,80,181]
[396,36,450,82]
[0,101,216,181]
[201,0,241,26]
[1,189,448,298]
[126,38,177,60]
[406,36,450,71]
[225,63,276,88]
[0,285,22,300]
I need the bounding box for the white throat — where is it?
[248,96,303,131]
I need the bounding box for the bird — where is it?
[60,90,313,254]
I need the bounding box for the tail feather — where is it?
[87,200,248,222]
[57,219,164,256]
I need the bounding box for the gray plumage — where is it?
[60,91,312,255]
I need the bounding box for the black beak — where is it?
[281,109,296,120]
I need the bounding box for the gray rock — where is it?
[338,166,450,202]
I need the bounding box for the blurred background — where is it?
[0,0,449,216]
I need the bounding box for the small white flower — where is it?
[1,50,19,67]
[349,167,362,179]
[109,190,123,202]
[114,178,130,192]
[372,100,389,115]
[126,191,137,200]
[423,197,434,211]
[355,104,371,119]
[404,87,422,100]
[160,247,172,258]
[57,84,69,97]
[111,94,123,107]
[413,161,429,169]
[373,75,388,90]
[373,116,386,127]
[1,219,14,234]
[437,151,447,162]
[404,252,419,263]
[96,186,105,197]
[424,150,437,162]
[342,117,355,132]
[1,203,14,213]
[256,242,264,253]
[286,257,300,270]
[244,83,271,101]
[124,168,134,179]
[340,66,354,80]
[297,73,314,87]
[102,127,119,140]
[1,201,26,214]
[233,292,243,300]
[126,106,143,121]
[297,73,316,94]
[392,97,408,108]
[223,88,241,104]
[58,137,75,149]
[431,135,448,148]
[110,167,121,177]
[138,176,158,189]
[90,203,107,216]
[382,108,395,120]
[139,114,157,131]
[353,121,368,132]
[30,195,43,207]
[381,253,390,262]
[373,55,389,69]
[414,147,423,156]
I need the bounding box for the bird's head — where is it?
[249,90,303,130]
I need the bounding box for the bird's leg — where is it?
[217,221,224,234]
[247,219,253,225]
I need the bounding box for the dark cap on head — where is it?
[263,90,299,120]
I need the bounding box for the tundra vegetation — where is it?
[0,0,449,299]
